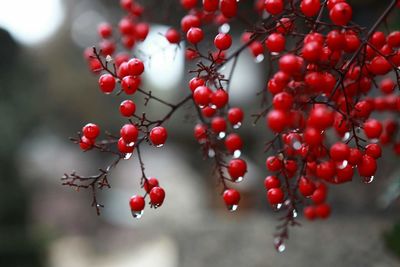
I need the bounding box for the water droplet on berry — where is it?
[208,148,216,158]
[156,144,164,148]
[128,142,135,147]
[337,160,348,170]
[219,23,230,33]
[227,204,238,212]
[255,54,264,63]
[233,150,241,158]
[199,104,206,109]
[235,176,243,183]
[218,132,226,139]
[363,175,374,184]
[233,122,242,129]
[271,52,279,56]
[342,132,351,142]
[124,153,133,160]
[292,209,298,218]
[292,140,302,150]
[131,209,144,219]
[272,203,283,211]
[211,104,217,109]
[274,238,286,253]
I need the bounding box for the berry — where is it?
[264,175,281,189]
[267,188,284,205]
[128,58,145,76]
[266,156,283,172]
[118,137,134,153]
[214,33,232,50]
[149,187,165,206]
[181,0,197,9]
[121,76,141,95]
[211,117,227,134]
[120,124,139,143]
[220,0,238,18]
[144,177,159,193]
[304,206,317,220]
[228,158,247,181]
[225,133,243,153]
[181,15,201,33]
[365,144,382,159]
[265,0,284,15]
[272,92,294,110]
[193,86,213,106]
[80,136,94,151]
[203,0,219,12]
[315,203,331,219]
[279,54,302,75]
[299,177,316,197]
[149,126,168,146]
[166,28,181,44]
[329,2,352,26]
[98,22,112,38]
[223,189,240,206]
[329,142,350,161]
[300,0,320,17]
[119,100,136,117]
[99,74,116,93]
[265,33,286,53]
[364,119,383,139]
[187,27,204,44]
[82,123,100,139]
[194,124,208,142]
[358,155,377,177]
[267,109,288,132]
[228,107,244,126]
[211,89,229,109]
[189,77,205,92]
[129,195,145,211]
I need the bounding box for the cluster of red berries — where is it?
[66,0,400,251]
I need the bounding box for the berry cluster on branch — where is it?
[63,0,400,251]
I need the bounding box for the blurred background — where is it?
[1,0,400,266]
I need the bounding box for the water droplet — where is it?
[131,210,144,219]
[128,142,135,147]
[274,238,286,253]
[124,153,133,160]
[342,132,351,142]
[199,104,206,109]
[106,55,113,62]
[208,148,216,158]
[233,122,242,129]
[219,23,230,33]
[104,92,112,95]
[363,175,374,184]
[156,144,164,148]
[338,160,348,170]
[233,150,241,158]
[210,104,217,109]
[292,141,302,150]
[273,203,283,211]
[292,209,298,218]
[255,54,264,63]
[227,204,238,212]
[218,132,226,139]
[271,52,279,56]
[235,176,243,183]
[371,138,379,144]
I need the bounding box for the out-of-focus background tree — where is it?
[0,0,400,266]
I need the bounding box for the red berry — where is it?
[144,177,159,193]
[266,156,283,172]
[82,123,100,139]
[118,137,134,153]
[304,206,317,220]
[98,22,112,38]
[166,28,181,44]
[211,117,227,134]
[329,142,350,161]
[264,175,281,189]
[129,195,145,211]
[388,31,400,47]
[99,74,116,93]
[365,144,382,159]
[80,136,94,151]
[228,158,247,181]
[315,203,331,219]
[181,15,201,33]
[149,126,168,147]
[181,0,197,10]
[135,23,150,41]
[364,119,383,139]
[119,100,136,117]
[327,30,345,51]
[311,187,327,204]
[202,106,217,117]
[267,188,284,205]
[299,176,316,197]
[369,56,391,76]
[302,41,322,62]
[300,0,320,17]
[214,33,232,50]
[228,107,244,126]
[265,33,286,53]
[225,133,243,153]
[128,58,145,76]
[272,92,293,110]
[267,109,288,132]
[304,127,323,147]
[380,78,395,94]
[358,155,377,177]
[264,0,284,15]
[223,189,240,206]
[193,86,213,106]
[120,124,139,143]
[99,39,115,56]
[121,76,141,95]
[189,77,205,92]
[329,2,352,26]
[279,54,303,75]
[149,187,165,206]
[194,123,208,142]
[220,0,238,18]
[348,148,363,165]
[187,27,204,44]
[316,161,336,181]
[211,89,229,109]
[203,0,219,12]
